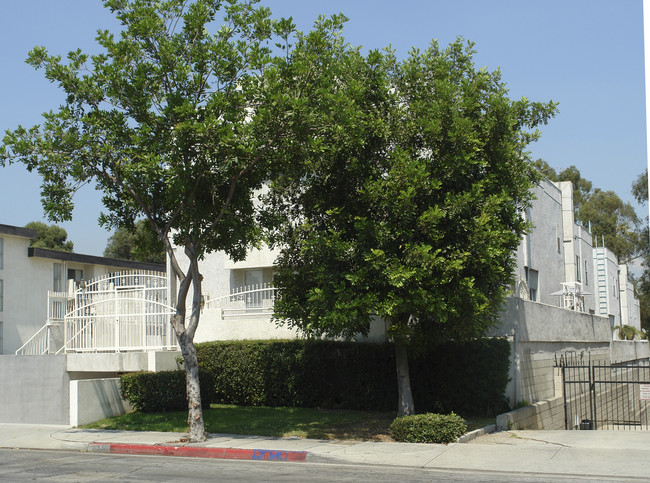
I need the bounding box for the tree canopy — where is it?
[267,40,557,416]
[104,219,165,264]
[578,188,640,262]
[24,221,74,252]
[1,0,349,440]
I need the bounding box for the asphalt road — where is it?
[0,448,639,482]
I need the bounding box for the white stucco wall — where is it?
[574,224,596,313]
[593,247,621,327]
[172,246,231,301]
[618,264,641,330]
[1,233,50,354]
[194,309,386,344]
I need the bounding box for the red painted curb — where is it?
[88,443,307,461]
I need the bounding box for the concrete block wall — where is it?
[497,395,565,430]
[519,354,556,403]
[497,367,566,430]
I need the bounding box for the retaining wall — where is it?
[0,351,178,425]
[491,297,612,406]
[0,355,70,424]
[610,340,650,362]
[497,396,565,431]
[70,378,132,426]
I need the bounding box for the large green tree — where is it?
[0,0,346,441]
[104,219,165,264]
[268,40,557,416]
[25,221,74,252]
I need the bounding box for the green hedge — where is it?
[195,338,510,416]
[389,412,467,444]
[120,370,216,413]
[409,338,511,416]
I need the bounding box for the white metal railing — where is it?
[15,292,70,355]
[15,324,50,355]
[57,270,176,353]
[48,291,72,323]
[204,283,278,318]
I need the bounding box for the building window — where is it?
[555,225,561,253]
[67,269,83,282]
[53,263,63,292]
[575,255,581,282]
[584,260,588,286]
[244,270,264,308]
[244,269,263,288]
[0,279,3,312]
[0,237,3,269]
[0,321,3,354]
[527,268,539,302]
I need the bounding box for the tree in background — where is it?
[268,40,557,416]
[532,161,640,263]
[632,169,649,331]
[104,219,165,264]
[578,189,640,263]
[1,0,349,441]
[24,221,74,252]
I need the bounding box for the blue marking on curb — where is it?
[252,449,289,460]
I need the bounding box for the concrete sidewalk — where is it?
[1,424,650,479]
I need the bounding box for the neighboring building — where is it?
[0,223,165,354]
[510,179,639,329]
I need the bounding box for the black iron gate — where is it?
[557,355,650,430]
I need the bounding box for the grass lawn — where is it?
[83,405,494,442]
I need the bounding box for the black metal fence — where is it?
[556,354,650,430]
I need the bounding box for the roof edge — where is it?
[27,247,166,272]
[0,224,37,239]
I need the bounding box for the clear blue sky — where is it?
[0,0,646,256]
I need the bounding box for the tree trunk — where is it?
[177,328,206,442]
[168,244,206,443]
[395,339,415,417]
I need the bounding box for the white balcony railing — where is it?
[204,284,277,318]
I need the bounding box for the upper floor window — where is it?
[53,263,63,292]
[0,279,3,312]
[526,268,539,302]
[584,260,589,286]
[575,255,581,282]
[0,238,3,270]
